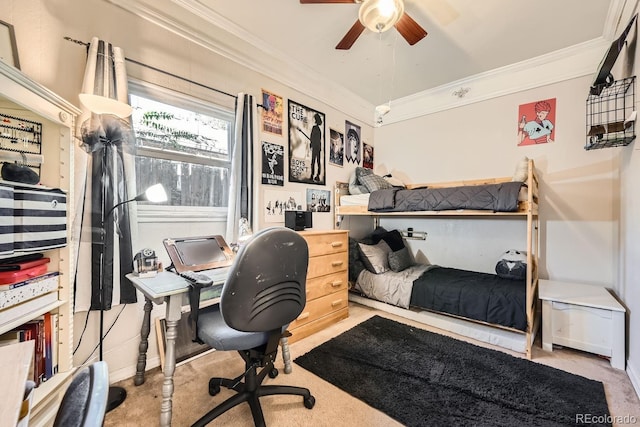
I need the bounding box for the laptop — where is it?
[163,235,234,281]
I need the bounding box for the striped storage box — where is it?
[13,184,67,252]
[0,183,14,255]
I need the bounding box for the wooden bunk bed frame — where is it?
[334,159,540,359]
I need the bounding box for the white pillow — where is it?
[512,157,529,182]
[358,240,392,274]
[383,175,404,187]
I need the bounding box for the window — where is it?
[128,81,234,221]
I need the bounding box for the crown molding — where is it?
[381,38,610,126]
[106,0,374,124]
[108,0,625,128]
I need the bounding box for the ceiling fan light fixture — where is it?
[359,0,405,33]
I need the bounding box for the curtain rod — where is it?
[64,36,264,108]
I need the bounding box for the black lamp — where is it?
[100,183,167,412]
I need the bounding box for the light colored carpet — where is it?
[105,303,640,427]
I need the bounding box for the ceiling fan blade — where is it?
[336,20,365,50]
[299,0,357,3]
[395,12,428,46]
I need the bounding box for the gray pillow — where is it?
[388,247,413,272]
[359,173,394,193]
[348,169,367,195]
[358,240,392,274]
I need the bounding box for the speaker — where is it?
[285,210,312,231]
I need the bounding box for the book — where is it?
[44,312,53,380]
[51,313,58,375]
[0,272,59,310]
[0,270,57,291]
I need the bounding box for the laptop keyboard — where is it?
[199,266,231,284]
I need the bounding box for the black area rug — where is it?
[294,316,611,427]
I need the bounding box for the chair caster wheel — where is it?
[268,368,279,379]
[208,381,221,396]
[304,395,315,409]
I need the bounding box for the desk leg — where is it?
[135,298,153,386]
[280,336,292,374]
[160,295,182,427]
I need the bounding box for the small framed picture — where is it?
[0,20,19,69]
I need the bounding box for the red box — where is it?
[0,263,49,285]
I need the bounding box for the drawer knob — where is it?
[297,312,310,321]
[331,280,343,287]
[331,261,344,267]
[331,241,343,247]
[331,299,343,307]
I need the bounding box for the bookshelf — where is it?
[0,60,80,426]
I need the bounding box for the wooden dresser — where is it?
[288,230,349,343]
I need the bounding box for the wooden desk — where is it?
[126,270,293,427]
[0,340,34,425]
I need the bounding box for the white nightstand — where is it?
[539,279,626,369]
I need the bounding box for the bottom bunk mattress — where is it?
[354,265,527,331]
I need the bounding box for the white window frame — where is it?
[128,79,234,223]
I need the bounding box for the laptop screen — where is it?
[163,235,234,272]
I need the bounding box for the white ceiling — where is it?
[109,0,623,122]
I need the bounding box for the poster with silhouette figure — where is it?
[264,189,302,223]
[288,100,325,185]
[261,141,284,186]
[517,98,556,146]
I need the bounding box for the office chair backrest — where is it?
[53,361,109,427]
[221,227,308,332]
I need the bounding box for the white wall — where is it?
[0,0,371,381]
[374,76,619,285]
[617,5,640,398]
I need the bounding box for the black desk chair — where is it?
[187,227,315,427]
[53,361,109,427]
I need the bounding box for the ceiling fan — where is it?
[300,0,428,50]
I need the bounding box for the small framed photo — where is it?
[0,20,19,69]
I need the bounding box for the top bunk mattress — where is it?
[340,193,370,206]
[367,182,523,213]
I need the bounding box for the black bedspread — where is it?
[410,266,527,331]
[368,182,523,212]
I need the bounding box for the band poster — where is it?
[363,142,374,169]
[329,128,344,167]
[264,189,302,223]
[261,89,283,135]
[288,100,326,185]
[306,188,331,213]
[345,120,361,164]
[261,141,284,186]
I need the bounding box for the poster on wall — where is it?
[517,98,556,146]
[264,189,302,223]
[261,141,284,186]
[329,128,344,167]
[288,100,325,184]
[261,89,283,135]
[363,142,374,169]
[345,120,361,164]
[306,188,331,212]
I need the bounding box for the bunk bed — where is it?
[335,159,540,359]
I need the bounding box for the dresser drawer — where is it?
[301,231,348,257]
[290,289,348,329]
[307,252,347,279]
[306,271,348,301]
